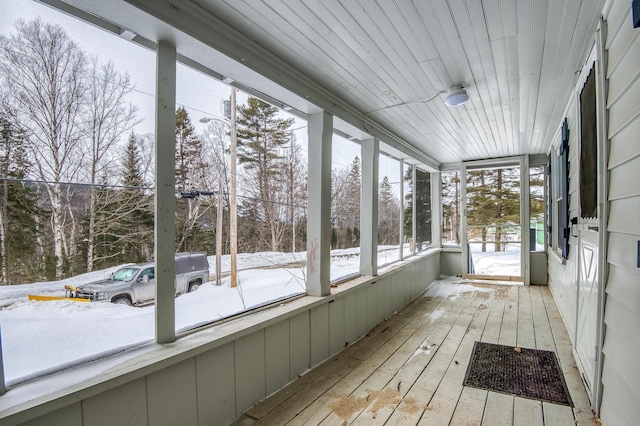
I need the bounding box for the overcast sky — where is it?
[2,0,404,186]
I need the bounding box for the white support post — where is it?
[461,162,468,275]
[306,111,332,296]
[399,159,405,261]
[154,41,176,344]
[0,324,5,395]
[412,166,417,255]
[431,171,442,248]
[521,155,531,285]
[360,138,379,276]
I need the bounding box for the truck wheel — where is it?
[113,296,132,306]
[188,280,202,292]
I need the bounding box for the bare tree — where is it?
[203,119,231,209]
[331,156,361,248]
[282,134,307,252]
[135,132,155,185]
[0,19,87,279]
[83,57,139,271]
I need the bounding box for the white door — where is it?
[575,227,598,396]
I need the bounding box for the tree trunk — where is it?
[48,184,65,279]
[86,186,96,272]
[454,172,460,244]
[0,176,8,285]
[481,172,486,252]
[215,180,222,286]
[495,169,503,252]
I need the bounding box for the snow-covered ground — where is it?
[0,243,521,389]
[0,273,498,413]
[469,242,522,276]
[0,246,403,385]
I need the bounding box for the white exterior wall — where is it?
[5,253,440,426]
[549,2,640,424]
[599,2,640,424]
[548,97,579,344]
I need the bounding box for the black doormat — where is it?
[463,342,573,406]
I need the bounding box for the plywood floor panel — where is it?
[232,281,596,426]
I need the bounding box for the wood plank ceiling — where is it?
[194,0,605,164]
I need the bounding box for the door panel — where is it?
[575,228,598,397]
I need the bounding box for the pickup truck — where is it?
[70,253,210,306]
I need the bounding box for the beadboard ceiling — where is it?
[58,0,606,165]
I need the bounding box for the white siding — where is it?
[547,95,579,343]
[599,2,640,425]
[7,252,440,426]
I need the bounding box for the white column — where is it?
[399,159,405,261]
[412,166,417,255]
[306,111,332,296]
[155,41,176,343]
[431,171,442,248]
[521,155,530,285]
[360,138,379,276]
[0,324,5,395]
[461,162,468,275]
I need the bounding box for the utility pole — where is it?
[290,140,295,253]
[230,88,238,287]
[215,179,223,286]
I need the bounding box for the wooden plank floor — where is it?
[231,281,596,426]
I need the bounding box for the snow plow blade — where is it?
[27,295,90,302]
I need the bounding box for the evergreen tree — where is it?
[88,134,154,268]
[466,168,520,252]
[175,106,206,189]
[89,174,121,267]
[0,117,43,284]
[346,157,361,230]
[414,169,432,250]
[118,133,154,261]
[345,227,354,248]
[403,166,413,243]
[403,167,432,250]
[441,172,460,245]
[236,97,294,251]
[378,176,399,245]
[331,227,337,249]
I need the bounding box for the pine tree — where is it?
[88,134,154,268]
[441,172,460,245]
[378,176,399,245]
[236,97,294,251]
[346,157,361,230]
[175,106,206,190]
[466,168,521,252]
[403,166,413,243]
[331,227,337,249]
[0,117,42,284]
[414,169,432,250]
[403,167,432,250]
[118,133,154,261]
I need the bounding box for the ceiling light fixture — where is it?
[444,88,469,107]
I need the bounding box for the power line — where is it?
[0,177,308,209]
